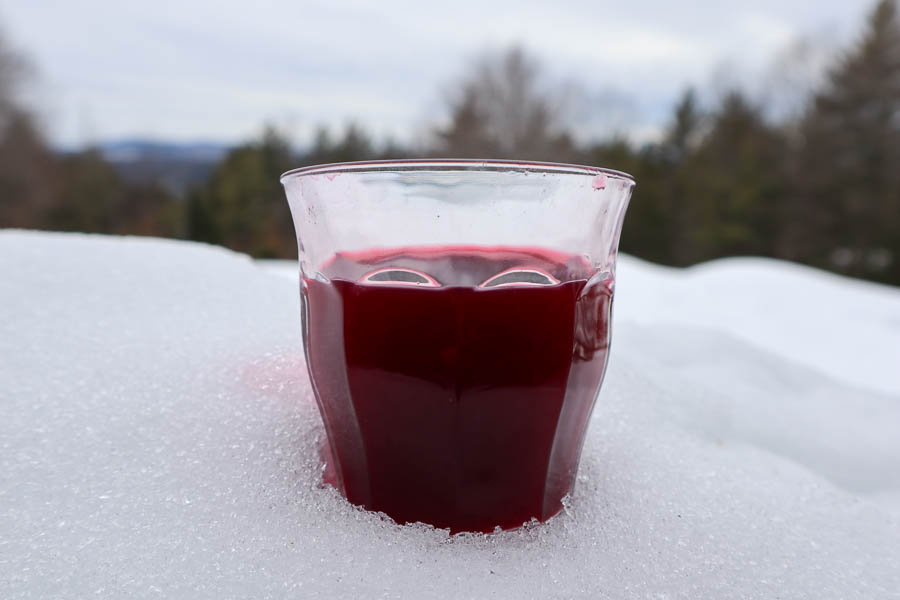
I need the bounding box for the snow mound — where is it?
[3,231,900,599]
[614,254,900,396]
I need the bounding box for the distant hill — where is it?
[98,139,230,163]
[94,139,233,196]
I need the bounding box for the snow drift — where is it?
[2,231,899,598]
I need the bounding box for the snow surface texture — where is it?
[3,231,900,599]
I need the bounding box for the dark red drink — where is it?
[303,246,613,533]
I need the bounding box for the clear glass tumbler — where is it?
[281,160,634,533]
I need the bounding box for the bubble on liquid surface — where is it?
[479,268,560,288]
[361,267,441,287]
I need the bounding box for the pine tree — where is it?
[189,126,296,258]
[685,92,786,261]
[617,89,704,266]
[788,0,900,282]
[665,88,703,163]
[434,86,499,158]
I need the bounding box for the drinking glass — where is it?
[281,160,634,532]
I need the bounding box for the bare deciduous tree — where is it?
[0,28,57,228]
[433,47,575,161]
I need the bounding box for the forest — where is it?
[2,0,899,285]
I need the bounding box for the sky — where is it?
[1,0,872,149]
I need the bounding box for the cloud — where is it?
[0,0,870,147]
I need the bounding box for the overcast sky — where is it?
[1,0,872,149]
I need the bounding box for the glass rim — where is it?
[280,159,635,183]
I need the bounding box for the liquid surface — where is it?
[303,246,613,532]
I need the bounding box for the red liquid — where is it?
[303,246,613,533]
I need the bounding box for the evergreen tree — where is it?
[665,88,703,163]
[188,126,296,257]
[616,88,705,266]
[788,0,900,282]
[434,86,499,158]
[304,123,374,164]
[685,92,786,261]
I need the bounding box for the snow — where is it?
[614,255,900,397]
[4,231,900,599]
